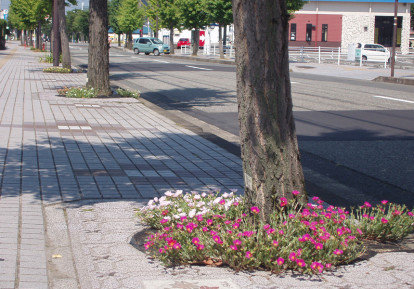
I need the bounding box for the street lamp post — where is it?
[391,0,398,77]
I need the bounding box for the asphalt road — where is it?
[70,43,414,208]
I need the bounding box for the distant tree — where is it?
[88,0,111,95]
[108,0,123,46]
[146,0,180,54]
[67,9,89,42]
[206,0,232,59]
[287,0,307,14]
[0,20,8,49]
[177,0,209,56]
[145,0,160,38]
[117,0,145,49]
[58,0,71,69]
[233,0,306,221]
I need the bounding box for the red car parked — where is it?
[177,38,190,49]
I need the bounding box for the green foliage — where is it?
[66,9,89,41]
[176,0,209,30]
[116,88,140,99]
[206,0,232,26]
[9,0,50,31]
[116,0,145,33]
[138,191,414,273]
[39,53,62,63]
[43,67,72,73]
[108,0,123,35]
[57,86,97,98]
[351,201,414,242]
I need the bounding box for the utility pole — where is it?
[391,0,398,77]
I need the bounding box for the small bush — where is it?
[43,67,72,73]
[39,53,62,63]
[138,191,407,274]
[116,88,140,99]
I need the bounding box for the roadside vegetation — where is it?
[137,190,414,274]
[57,86,140,99]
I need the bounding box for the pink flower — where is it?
[296,259,306,267]
[336,228,343,236]
[312,196,319,201]
[202,227,209,232]
[159,248,164,254]
[311,262,324,273]
[364,202,372,208]
[230,245,238,250]
[263,224,270,230]
[369,216,375,220]
[172,243,181,250]
[245,251,252,259]
[213,235,223,244]
[176,223,183,229]
[224,220,232,225]
[197,244,205,250]
[180,216,187,222]
[280,197,288,207]
[272,240,279,247]
[233,239,242,246]
[250,206,260,214]
[333,249,343,255]
[207,219,213,226]
[219,199,226,205]
[289,214,295,219]
[266,228,275,235]
[192,237,200,245]
[325,263,332,269]
[289,252,296,261]
[233,202,239,206]
[160,218,169,224]
[381,218,388,224]
[276,257,284,265]
[381,200,388,205]
[232,223,240,229]
[315,243,323,250]
[292,190,300,196]
[393,210,401,216]
[278,230,284,235]
[161,210,169,216]
[408,212,414,217]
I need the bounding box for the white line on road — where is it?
[373,95,414,104]
[185,65,213,71]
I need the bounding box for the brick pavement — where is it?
[0,42,243,288]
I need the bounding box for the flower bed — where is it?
[137,190,414,274]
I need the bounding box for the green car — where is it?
[133,37,170,56]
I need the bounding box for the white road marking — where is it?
[291,82,298,84]
[185,65,213,71]
[373,95,414,104]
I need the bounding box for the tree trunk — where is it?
[192,28,199,56]
[169,24,174,55]
[127,32,132,50]
[117,33,121,47]
[219,24,224,59]
[52,0,59,66]
[58,0,71,69]
[36,21,42,49]
[232,0,305,221]
[87,0,111,96]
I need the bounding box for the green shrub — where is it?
[43,67,72,73]
[138,191,408,274]
[116,88,140,99]
[39,53,62,63]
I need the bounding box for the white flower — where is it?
[159,200,171,207]
[173,215,180,219]
[196,201,205,208]
[201,192,207,198]
[159,196,166,202]
[213,197,222,205]
[179,212,187,217]
[174,190,183,197]
[147,200,154,206]
[177,208,182,213]
[222,193,229,198]
[188,209,197,218]
[193,195,201,200]
[154,197,159,203]
[164,191,174,197]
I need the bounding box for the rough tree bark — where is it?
[87,0,111,96]
[192,28,199,56]
[169,24,175,55]
[232,0,306,221]
[52,0,59,67]
[58,0,71,69]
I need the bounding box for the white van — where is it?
[356,43,393,63]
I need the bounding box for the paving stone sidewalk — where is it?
[0,43,413,289]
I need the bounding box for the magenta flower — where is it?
[233,202,239,206]
[267,228,275,235]
[325,263,332,269]
[207,219,213,226]
[224,220,232,225]
[160,218,169,224]
[272,240,279,247]
[233,239,242,246]
[192,237,200,245]
[161,209,169,216]
[364,202,372,208]
[289,252,296,261]
[219,199,226,205]
[336,228,343,236]
[280,197,288,207]
[213,235,223,244]
[289,214,295,219]
[197,244,205,250]
[250,206,260,214]
[276,257,284,265]
[263,224,270,230]
[245,251,252,259]
[159,248,165,254]
[176,223,183,229]
[172,243,181,250]
[292,190,300,196]
[393,210,401,216]
[315,243,323,250]
[311,262,324,273]
[333,249,343,255]
[202,227,208,232]
[408,212,414,217]
[381,200,388,205]
[232,223,240,229]
[230,245,238,251]
[381,218,388,224]
[296,259,306,268]
[312,196,319,201]
[369,216,375,220]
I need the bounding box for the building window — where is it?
[306,24,312,42]
[322,24,328,42]
[290,23,296,41]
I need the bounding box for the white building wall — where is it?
[341,15,374,51]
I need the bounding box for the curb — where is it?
[373,76,414,86]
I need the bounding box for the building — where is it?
[289,0,414,54]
